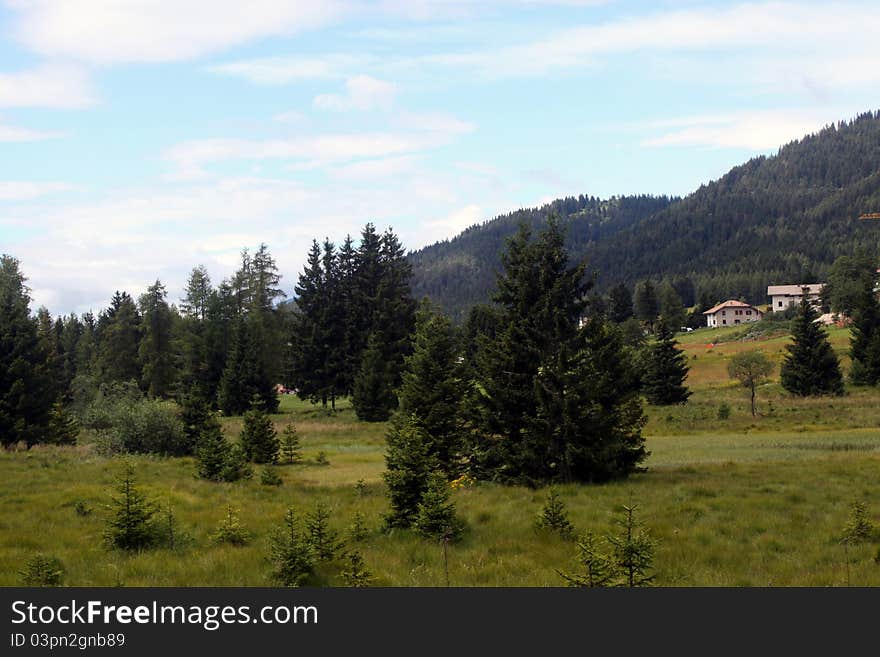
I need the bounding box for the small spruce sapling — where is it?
[841,499,875,544]
[211,505,252,546]
[260,465,283,486]
[534,487,575,539]
[608,503,655,587]
[305,502,342,561]
[105,461,157,551]
[414,471,463,542]
[558,531,616,588]
[19,554,65,586]
[268,508,314,587]
[348,511,370,542]
[280,424,302,464]
[341,550,373,587]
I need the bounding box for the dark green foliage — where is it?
[268,507,314,587]
[728,350,774,416]
[341,550,372,587]
[397,302,468,476]
[658,281,686,330]
[305,502,342,561]
[260,465,283,486]
[47,401,79,445]
[195,417,252,482]
[849,282,880,386]
[0,255,53,447]
[608,503,655,587]
[642,321,691,405]
[414,471,464,541]
[105,461,156,551]
[634,280,659,331]
[280,423,302,464]
[19,554,65,586]
[98,291,142,386]
[179,387,212,449]
[607,282,633,323]
[315,451,330,466]
[558,531,615,587]
[474,219,647,485]
[74,499,92,516]
[218,315,279,416]
[780,295,844,396]
[534,487,575,539]
[211,505,252,546]
[383,414,435,529]
[823,252,877,316]
[138,280,175,398]
[240,401,279,464]
[717,402,731,420]
[352,332,396,422]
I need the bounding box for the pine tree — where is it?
[341,550,372,587]
[348,511,370,542]
[642,321,691,405]
[0,255,53,446]
[210,505,252,545]
[195,418,231,481]
[178,266,213,393]
[260,465,283,486]
[534,487,575,539]
[138,280,175,398]
[558,531,616,587]
[414,470,463,541]
[179,386,212,453]
[607,282,633,323]
[383,414,435,529]
[105,461,156,551]
[780,294,844,396]
[849,284,880,385]
[98,291,141,385]
[280,423,303,464]
[397,302,467,476]
[305,502,342,561]
[352,332,396,421]
[239,399,279,463]
[633,280,659,331]
[47,401,78,445]
[268,507,314,587]
[608,503,655,587]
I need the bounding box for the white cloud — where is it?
[7,0,346,64]
[642,109,846,150]
[328,155,419,180]
[0,65,95,108]
[314,75,397,112]
[0,181,75,201]
[0,121,61,142]
[273,110,307,124]
[419,203,482,244]
[209,54,366,84]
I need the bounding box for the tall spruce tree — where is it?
[352,332,396,422]
[849,284,880,385]
[397,302,468,477]
[607,282,633,324]
[383,414,436,529]
[642,321,691,405]
[0,255,53,447]
[98,291,141,385]
[633,280,659,332]
[780,294,844,396]
[240,399,279,464]
[138,280,175,398]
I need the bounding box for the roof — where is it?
[703,300,763,315]
[767,284,825,296]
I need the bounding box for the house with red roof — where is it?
[702,300,763,328]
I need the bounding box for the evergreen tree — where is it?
[105,461,156,551]
[195,415,251,482]
[0,255,53,446]
[179,386,213,451]
[414,470,463,541]
[849,284,880,386]
[336,235,359,395]
[658,281,686,330]
[98,291,141,385]
[352,332,396,422]
[780,294,844,396]
[642,321,691,405]
[178,266,212,393]
[558,531,616,587]
[280,423,303,464]
[47,401,78,445]
[383,414,435,529]
[37,307,62,402]
[138,280,175,397]
[239,400,279,463]
[397,302,468,477]
[607,282,633,324]
[633,280,659,331]
[341,551,372,587]
[534,487,575,539]
[305,502,342,561]
[210,505,252,545]
[608,503,655,587]
[218,314,278,415]
[268,507,314,587]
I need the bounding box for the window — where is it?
[746,310,752,315]
[722,320,727,325]
[722,310,726,316]
[778,301,783,307]
[735,319,740,324]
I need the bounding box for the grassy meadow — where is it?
[2,323,880,587]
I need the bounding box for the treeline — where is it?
[410,110,880,318]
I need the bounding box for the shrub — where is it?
[414,471,463,542]
[841,499,875,544]
[240,404,279,464]
[20,554,65,586]
[315,451,330,466]
[717,402,731,420]
[73,499,92,516]
[535,487,575,539]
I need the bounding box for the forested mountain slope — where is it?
[409,111,880,319]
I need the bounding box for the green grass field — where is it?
[2,326,880,587]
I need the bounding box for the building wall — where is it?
[706,306,762,327]
[771,292,822,311]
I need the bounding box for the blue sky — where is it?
[1,0,879,315]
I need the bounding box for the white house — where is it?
[767,284,824,311]
[703,300,763,327]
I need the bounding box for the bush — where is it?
[260,466,283,486]
[841,499,875,544]
[414,471,464,542]
[20,554,65,586]
[717,402,731,420]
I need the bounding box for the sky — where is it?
[1,0,879,315]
